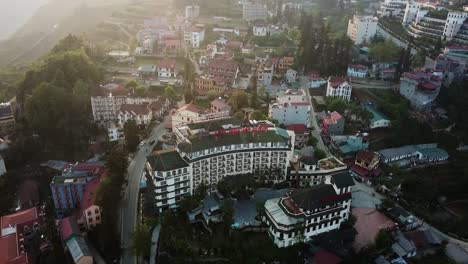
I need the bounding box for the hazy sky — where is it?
[0,0,49,40]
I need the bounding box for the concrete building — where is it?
[286,69,298,83]
[286,124,309,148]
[0,103,16,136]
[331,134,370,157]
[253,23,268,36]
[184,26,205,48]
[403,4,468,42]
[399,70,442,111]
[379,0,408,17]
[326,77,352,101]
[210,98,232,114]
[194,76,228,97]
[347,15,378,45]
[157,59,177,78]
[363,104,391,129]
[242,2,268,21]
[185,5,200,19]
[350,150,381,182]
[263,173,354,248]
[146,124,295,212]
[207,59,240,86]
[347,64,369,78]
[171,103,231,127]
[118,104,152,127]
[257,59,276,87]
[269,89,311,126]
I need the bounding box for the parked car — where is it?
[150,139,156,145]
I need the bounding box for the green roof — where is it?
[187,118,243,131]
[332,173,355,189]
[364,105,389,123]
[416,147,449,159]
[147,150,189,171]
[180,129,289,153]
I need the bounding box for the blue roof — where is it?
[364,105,389,123]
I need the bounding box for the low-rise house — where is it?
[387,207,422,231]
[118,104,152,127]
[392,231,417,258]
[331,133,370,158]
[138,65,157,79]
[269,89,311,126]
[184,26,205,48]
[286,124,309,148]
[157,59,177,78]
[309,75,327,88]
[286,69,298,83]
[253,23,268,36]
[326,77,352,101]
[277,57,295,73]
[381,69,396,80]
[363,104,391,129]
[399,70,443,112]
[347,64,369,78]
[210,98,232,114]
[263,174,354,248]
[188,192,225,225]
[226,40,243,51]
[108,125,123,142]
[241,43,254,54]
[320,111,344,135]
[0,103,15,136]
[378,143,449,167]
[403,229,442,257]
[350,150,381,182]
[59,217,93,264]
[171,103,231,127]
[257,59,276,87]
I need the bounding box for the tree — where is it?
[381,198,395,210]
[123,120,140,153]
[125,80,138,89]
[164,85,177,102]
[374,230,392,250]
[228,91,249,111]
[314,149,327,160]
[369,41,400,62]
[131,224,152,260]
[307,136,318,146]
[207,90,218,101]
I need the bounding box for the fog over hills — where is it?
[0,0,49,40]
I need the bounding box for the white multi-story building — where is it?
[347,15,378,45]
[403,4,468,42]
[326,77,352,101]
[269,89,311,126]
[184,26,205,48]
[91,84,168,127]
[263,173,354,248]
[399,70,442,111]
[118,104,152,127]
[242,2,268,21]
[185,5,200,19]
[253,24,268,36]
[379,0,408,17]
[146,124,295,212]
[107,125,123,142]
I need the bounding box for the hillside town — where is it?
[0,0,467,264]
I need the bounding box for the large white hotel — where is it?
[145,119,296,212]
[144,116,354,248]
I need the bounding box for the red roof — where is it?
[290,102,310,107]
[356,150,377,163]
[210,98,230,109]
[157,59,176,69]
[162,39,181,47]
[330,111,342,120]
[446,45,468,51]
[59,217,80,242]
[312,249,342,264]
[191,26,204,33]
[1,208,39,230]
[0,234,29,264]
[119,104,151,115]
[80,177,101,211]
[287,124,308,135]
[348,64,368,71]
[329,77,348,88]
[176,103,205,114]
[351,164,370,177]
[402,72,422,81]
[420,82,439,90]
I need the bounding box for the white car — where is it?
[139,141,145,146]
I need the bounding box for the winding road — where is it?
[120,116,170,264]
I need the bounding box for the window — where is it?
[87,211,92,216]
[95,209,99,214]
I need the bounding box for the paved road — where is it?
[120,117,170,264]
[149,224,161,264]
[299,76,331,157]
